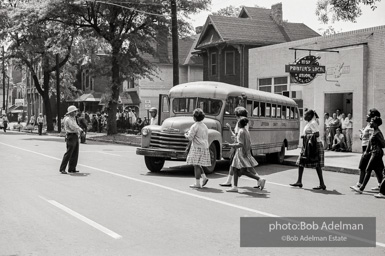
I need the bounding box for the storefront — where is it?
[249,25,385,152]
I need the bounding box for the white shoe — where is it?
[351,186,363,194]
[189,184,201,189]
[226,187,238,192]
[254,180,260,189]
[259,179,266,190]
[371,186,380,192]
[374,193,385,198]
[356,182,362,188]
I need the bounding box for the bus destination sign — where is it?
[285,55,325,84]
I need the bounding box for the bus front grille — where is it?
[150,131,189,151]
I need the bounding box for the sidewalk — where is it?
[14,127,367,176]
[284,148,362,175]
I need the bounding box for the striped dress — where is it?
[185,122,211,167]
[231,128,258,171]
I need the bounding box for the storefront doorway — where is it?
[324,93,353,116]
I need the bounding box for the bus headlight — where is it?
[142,127,149,136]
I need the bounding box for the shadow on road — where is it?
[69,173,91,177]
[193,187,224,194]
[303,188,343,195]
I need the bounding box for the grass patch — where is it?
[90,134,141,145]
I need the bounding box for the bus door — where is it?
[158,94,170,125]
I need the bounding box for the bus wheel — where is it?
[269,143,286,164]
[203,143,217,174]
[144,156,165,172]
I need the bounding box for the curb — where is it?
[86,137,140,147]
[283,159,362,176]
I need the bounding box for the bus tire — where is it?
[144,156,165,172]
[203,143,217,174]
[268,143,286,164]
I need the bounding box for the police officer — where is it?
[59,106,83,174]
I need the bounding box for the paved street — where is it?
[1,132,384,256]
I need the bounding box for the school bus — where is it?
[136,81,300,173]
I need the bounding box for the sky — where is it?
[189,0,385,34]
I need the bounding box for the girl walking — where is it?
[290,109,326,190]
[225,117,266,193]
[185,108,211,189]
[220,106,260,187]
[352,116,385,194]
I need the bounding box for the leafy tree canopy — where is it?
[316,0,382,24]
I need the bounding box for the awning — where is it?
[68,93,102,102]
[9,105,27,113]
[99,91,141,106]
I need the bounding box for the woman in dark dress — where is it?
[290,109,326,190]
[352,116,385,194]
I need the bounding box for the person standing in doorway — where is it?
[323,113,332,150]
[343,113,353,152]
[329,113,340,146]
[59,106,83,174]
[185,108,210,189]
[37,113,44,135]
[149,107,158,125]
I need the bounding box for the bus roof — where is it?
[169,81,297,106]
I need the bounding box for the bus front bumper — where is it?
[136,147,187,160]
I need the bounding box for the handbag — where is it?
[358,153,370,170]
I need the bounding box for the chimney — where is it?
[270,3,283,26]
[195,26,203,34]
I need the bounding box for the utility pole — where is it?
[56,54,61,132]
[6,76,9,112]
[171,0,179,86]
[2,46,5,112]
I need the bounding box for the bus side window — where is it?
[272,104,276,118]
[277,105,281,118]
[260,102,266,117]
[225,97,234,115]
[247,100,253,116]
[290,107,294,119]
[281,106,286,119]
[294,107,299,119]
[266,103,271,117]
[253,101,260,116]
[286,106,290,119]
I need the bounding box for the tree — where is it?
[316,0,382,24]
[0,0,77,131]
[43,0,211,135]
[211,5,243,17]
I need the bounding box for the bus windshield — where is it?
[173,98,223,116]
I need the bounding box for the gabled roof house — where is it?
[195,3,320,87]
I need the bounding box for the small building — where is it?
[249,25,385,152]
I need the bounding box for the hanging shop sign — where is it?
[285,55,325,84]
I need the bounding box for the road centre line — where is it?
[3,142,385,248]
[214,172,291,188]
[39,196,122,239]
